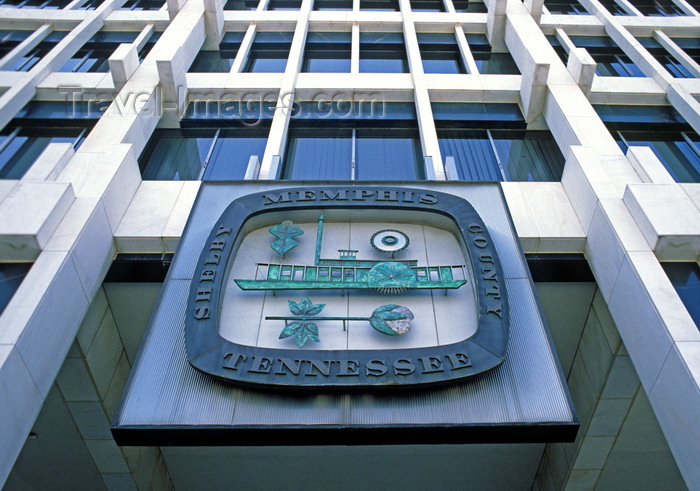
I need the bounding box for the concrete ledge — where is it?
[0,181,75,260]
[623,183,700,260]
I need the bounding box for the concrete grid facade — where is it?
[0,0,698,487]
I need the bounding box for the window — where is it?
[302,32,351,73]
[417,32,467,74]
[544,0,589,14]
[267,0,301,8]
[451,0,487,12]
[632,0,685,16]
[0,127,87,179]
[0,101,95,179]
[0,263,32,316]
[467,34,520,74]
[549,35,644,77]
[597,0,629,15]
[433,103,565,181]
[638,37,696,78]
[0,0,69,8]
[59,31,158,73]
[244,32,293,73]
[223,0,257,8]
[7,31,67,71]
[359,32,409,73]
[119,0,164,10]
[283,101,424,180]
[77,0,104,9]
[410,0,445,12]
[596,105,700,183]
[188,32,244,72]
[661,263,700,330]
[139,100,273,180]
[0,30,33,58]
[360,0,399,10]
[313,0,352,10]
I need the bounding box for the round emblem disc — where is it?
[370,229,410,254]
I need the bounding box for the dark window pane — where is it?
[356,129,422,180]
[189,50,235,72]
[140,130,215,180]
[438,130,502,180]
[360,32,408,73]
[452,0,487,12]
[120,0,164,10]
[0,263,32,316]
[418,33,466,74]
[203,132,269,180]
[617,132,700,183]
[360,0,399,10]
[597,0,629,15]
[284,128,353,180]
[661,263,700,330]
[244,32,293,73]
[544,0,589,13]
[268,0,301,8]
[224,0,258,8]
[302,32,351,72]
[0,127,85,179]
[491,131,565,181]
[632,0,685,16]
[314,0,352,9]
[473,52,519,74]
[410,0,445,11]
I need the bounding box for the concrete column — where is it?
[259,0,312,179]
[454,25,478,74]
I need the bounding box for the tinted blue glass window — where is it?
[616,131,700,182]
[9,31,67,71]
[314,0,352,9]
[302,32,351,73]
[59,31,158,73]
[189,32,244,72]
[661,263,700,329]
[120,0,164,9]
[0,263,31,316]
[452,0,487,12]
[244,32,293,73]
[268,0,301,8]
[595,105,700,183]
[223,0,257,8]
[0,127,86,179]
[360,0,399,10]
[0,0,69,7]
[467,35,520,74]
[140,127,270,181]
[410,0,445,11]
[633,0,685,16]
[417,33,466,74]
[637,37,694,78]
[598,0,629,15]
[0,30,33,58]
[433,103,563,181]
[560,36,644,77]
[284,128,353,180]
[284,102,423,180]
[360,32,408,73]
[140,130,214,180]
[544,0,589,14]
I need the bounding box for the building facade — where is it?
[0,0,698,488]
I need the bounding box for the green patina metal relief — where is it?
[269,220,303,257]
[270,297,414,347]
[235,216,467,293]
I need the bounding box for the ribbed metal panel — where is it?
[115,183,576,439]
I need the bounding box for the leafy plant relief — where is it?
[278,297,325,348]
[274,297,414,348]
[269,220,303,258]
